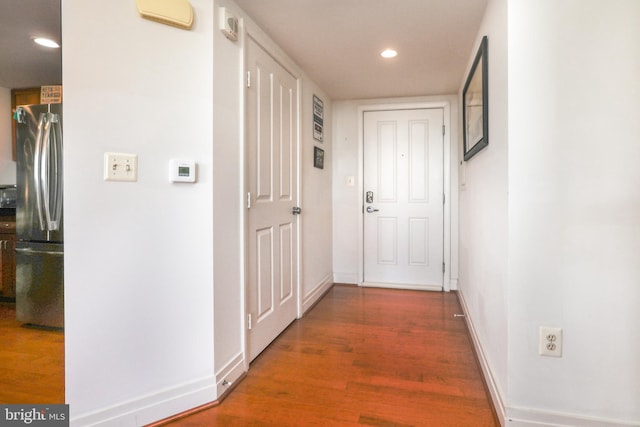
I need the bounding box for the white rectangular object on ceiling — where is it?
[136,0,193,30]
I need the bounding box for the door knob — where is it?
[366,206,379,213]
[292,206,302,215]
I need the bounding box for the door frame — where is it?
[357,101,457,291]
[241,29,303,368]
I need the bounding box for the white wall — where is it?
[0,87,16,184]
[62,0,335,424]
[332,95,458,287]
[507,0,640,424]
[456,0,509,421]
[212,0,246,393]
[63,1,216,425]
[459,0,640,425]
[300,82,333,311]
[331,101,363,284]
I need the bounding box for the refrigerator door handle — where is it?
[41,112,63,232]
[33,113,47,231]
[15,247,64,256]
[52,113,63,231]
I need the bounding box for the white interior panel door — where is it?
[363,109,444,290]
[246,37,299,361]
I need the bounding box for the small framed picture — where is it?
[314,146,324,169]
[462,36,489,161]
[313,95,324,142]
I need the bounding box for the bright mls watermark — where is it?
[1,405,68,426]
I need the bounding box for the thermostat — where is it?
[170,159,196,183]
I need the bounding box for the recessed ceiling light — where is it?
[380,49,397,59]
[33,38,60,48]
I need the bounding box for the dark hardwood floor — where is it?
[164,285,498,427]
[0,303,64,404]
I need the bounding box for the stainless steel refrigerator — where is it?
[14,103,64,328]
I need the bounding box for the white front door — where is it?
[246,37,299,361]
[363,109,444,290]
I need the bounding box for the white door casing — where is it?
[246,37,299,361]
[363,108,444,290]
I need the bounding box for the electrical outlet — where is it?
[539,326,562,357]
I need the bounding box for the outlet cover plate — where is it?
[539,326,563,357]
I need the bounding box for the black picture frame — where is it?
[313,146,324,169]
[462,36,488,161]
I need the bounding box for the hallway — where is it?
[163,285,497,426]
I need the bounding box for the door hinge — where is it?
[246,192,251,209]
[246,71,251,88]
[443,193,446,204]
[247,313,252,330]
[442,262,445,274]
[442,124,445,136]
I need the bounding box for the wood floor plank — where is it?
[0,304,64,404]
[163,285,498,426]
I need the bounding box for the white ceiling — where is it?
[233,0,488,100]
[0,0,61,89]
[0,0,488,99]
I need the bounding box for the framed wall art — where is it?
[313,146,324,169]
[462,36,488,161]
[313,94,324,142]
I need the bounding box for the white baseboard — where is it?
[71,355,247,427]
[70,376,217,427]
[506,406,640,427]
[215,352,246,397]
[302,274,333,314]
[362,281,442,292]
[332,272,358,284]
[457,289,507,426]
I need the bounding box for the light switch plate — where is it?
[104,153,138,182]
